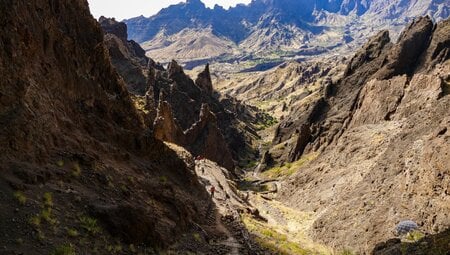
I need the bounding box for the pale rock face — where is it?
[141,27,237,62]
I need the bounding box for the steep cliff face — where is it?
[149,60,245,171]
[99,17,149,95]
[0,0,209,253]
[278,17,450,252]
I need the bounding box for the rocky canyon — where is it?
[0,0,449,254]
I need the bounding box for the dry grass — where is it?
[247,196,332,255]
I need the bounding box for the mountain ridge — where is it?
[124,0,450,69]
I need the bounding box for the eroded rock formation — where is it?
[150,63,237,171]
[99,18,261,171]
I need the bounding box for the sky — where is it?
[87,0,252,21]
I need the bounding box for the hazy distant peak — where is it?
[124,0,450,68]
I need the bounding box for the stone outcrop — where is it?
[417,18,450,72]
[185,104,235,171]
[276,17,450,252]
[195,63,214,94]
[374,16,434,80]
[100,17,149,95]
[153,91,235,171]
[0,1,209,253]
[153,99,185,143]
[99,16,128,40]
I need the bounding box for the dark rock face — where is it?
[153,99,185,143]
[417,18,450,72]
[288,124,311,162]
[0,0,208,253]
[195,63,213,94]
[185,104,235,171]
[90,201,197,247]
[100,17,149,95]
[278,17,450,252]
[374,16,434,80]
[150,61,242,171]
[343,30,391,77]
[99,16,128,40]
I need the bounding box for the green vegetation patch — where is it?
[66,228,79,238]
[72,162,82,177]
[255,115,279,131]
[159,175,168,184]
[238,181,272,193]
[56,160,65,167]
[404,230,425,242]
[29,192,58,228]
[244,160,258,169]
[40,207,57,225]
[262,152,319,179]
[43,192,53,207]
[79,216,101,235]
[51,244,76,255]
[14,191,27,205]
[193,233,202,242]
[242,214,312,255]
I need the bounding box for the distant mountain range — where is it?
[124,0,450,69]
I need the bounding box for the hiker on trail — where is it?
[210,185,215,198]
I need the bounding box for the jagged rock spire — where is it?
[195,64,213,94]
[168,60,184,77]
[99,16,128,41]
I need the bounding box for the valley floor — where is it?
[178,158,334,255]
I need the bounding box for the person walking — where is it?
[210,185,215,198]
